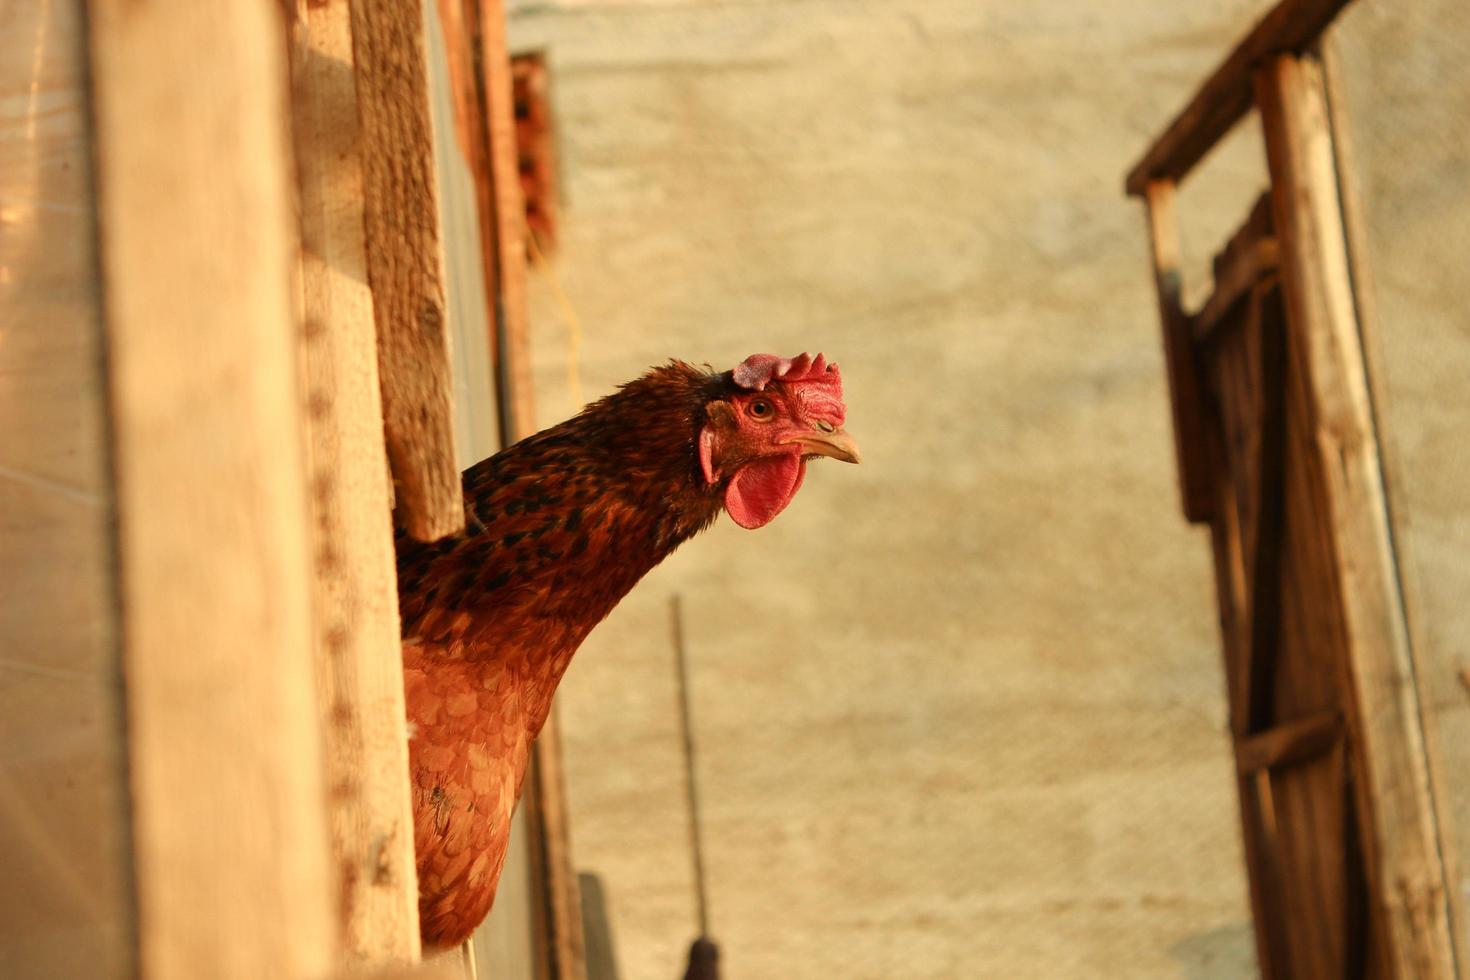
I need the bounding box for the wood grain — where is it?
[350,0,465,543]
[287,0,424,963]
[1255,51,1456,977]
[87,0,337,975]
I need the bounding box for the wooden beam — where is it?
[477,0,537,444]
[1236,711,1342,773]
[1142,180,1213,523]
[471,3,584,975]
[350,0,465,542]
[287,0,423,963]
[87,0,337,975]
[1192,239,1280,344]
[1125,0,1357,196]
[1255,51,1456,976]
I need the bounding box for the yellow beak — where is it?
[790,427,862,465]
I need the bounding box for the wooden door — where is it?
[1127,1,1462,975]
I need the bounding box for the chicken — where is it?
[396,352,859,948]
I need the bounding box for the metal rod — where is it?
[670,594,710,938]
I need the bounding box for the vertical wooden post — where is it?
[1255,51,1457,977]
[1142,180,1213,523]
[287,0,424,963]
[350,0,465,543]
[461,3,585,975]
[477,0,537,444]
[87,0,338,976]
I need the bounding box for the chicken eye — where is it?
[747,398,774,421]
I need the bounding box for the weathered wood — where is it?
[1236,711,1342,773]
[1125,0,1357,195]
[87,0,337,975]
[0,2,133,974]
[1321,35,1470,969]
[287,0,423,963]
[350,0,465,542]
[1142,181,1213,523]
[1255,51,1456,976]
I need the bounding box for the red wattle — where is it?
[724,453,806,529]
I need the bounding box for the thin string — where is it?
[670,594,710,938]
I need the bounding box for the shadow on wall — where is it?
[1167,922,1257,979]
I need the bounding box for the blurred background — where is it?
[4,0,1468,977]
[506,1,1265,977]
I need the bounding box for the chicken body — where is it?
[396,356,855,948]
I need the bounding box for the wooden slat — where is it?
[1236,772,1292,979]
[477,0,537,444]
[1193,240,1280,344]
[1125,0,1357,195]
[1255,51,1456,976]
[1142,181,1213,523]
[1236,711,1342,773]
[1322,36,1470,969]
[350,0,465,543]
[287,0,424,963]
[87,0,337,975]
[473,3,585,974]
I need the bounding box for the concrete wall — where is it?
[505,2,1277,976]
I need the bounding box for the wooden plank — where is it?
[473,3,584,974]
[0,2,133,973]
[1193,241,1280,344]
[286,0,423,963]
[1239,770,1292,979]
[1142,181,1213,523]
[1236,711,1342,773]
[1255,51,1456,976]
[1322,34,1470,970]
[86,0,338,975]
[1125,0,1356,196]
[477,0,537,444]
[349,0,465,543]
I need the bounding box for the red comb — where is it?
[733,352,840,390]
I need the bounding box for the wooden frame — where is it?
[287,0,424,963]
[88,1,339,975]
[1126,0,1463,974]
[350,0,466,544]
[4,0,556,975]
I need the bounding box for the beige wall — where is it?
[1334,0,1470,955]
[506,2,1278,977]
